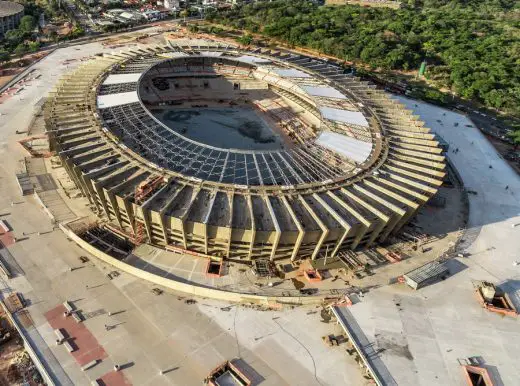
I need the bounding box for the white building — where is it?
[163,0,179,10]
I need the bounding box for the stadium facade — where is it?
[46,39,445,262]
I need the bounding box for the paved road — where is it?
[347,97,520,386]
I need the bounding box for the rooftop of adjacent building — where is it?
[0,1,24,18]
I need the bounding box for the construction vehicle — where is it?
[475,281,517,317]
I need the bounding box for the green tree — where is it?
[510,131,520,145]
[27,41,40,52]
[19,15,36,33]
[5,29,24,47]
[210,0,520,122]
[69,25,85,38]
[0,49,10,63]
[237,34,253,46]
[14,43,27,55]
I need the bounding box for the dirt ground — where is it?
[0,75,16,90]
[0,52,50,89]
[0,316,43,386]
[0,338,24,386]
[486,135,520,174]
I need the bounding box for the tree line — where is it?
[207,0,520,140]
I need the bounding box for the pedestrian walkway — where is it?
[331,306,397,386]
[25,158,77,223]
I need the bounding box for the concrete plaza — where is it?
[344,97,520,385]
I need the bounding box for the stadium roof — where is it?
[316,131,372,164]
[271,68,311,78]
[70,44,444,195]
[103,73,141,85]
[158,52,189,59]
[97,92,139,108]
[319,107,369,127]
[0,1,24,17]
[235,55,272,65]
[302,86,347,100]
[198,51,223,57]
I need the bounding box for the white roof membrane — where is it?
[320,107,369,127]
[170,38,222,47]
[159,52,190,58]
[97,91,140,109]
[302,86,347,100]
[316,131,372,164]
[235,55,272,65]
[271,68,311,78]
[199,51,223,57]
[103,73,141,85]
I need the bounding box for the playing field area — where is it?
[151,106,284,151]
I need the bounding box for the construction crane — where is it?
[131,175,165,246]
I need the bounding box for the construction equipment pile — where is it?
[0,315,44,385]
[4,348,44,385]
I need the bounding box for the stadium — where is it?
[0,1,24,38]
[46,38,446,262]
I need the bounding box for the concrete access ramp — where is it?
[330,306,397,386]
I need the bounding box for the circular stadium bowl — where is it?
[0,1,24,38]
[47,39,446,263]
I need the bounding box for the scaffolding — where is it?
[131,175,165,245]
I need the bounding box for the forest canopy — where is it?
[209,0,520,120]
